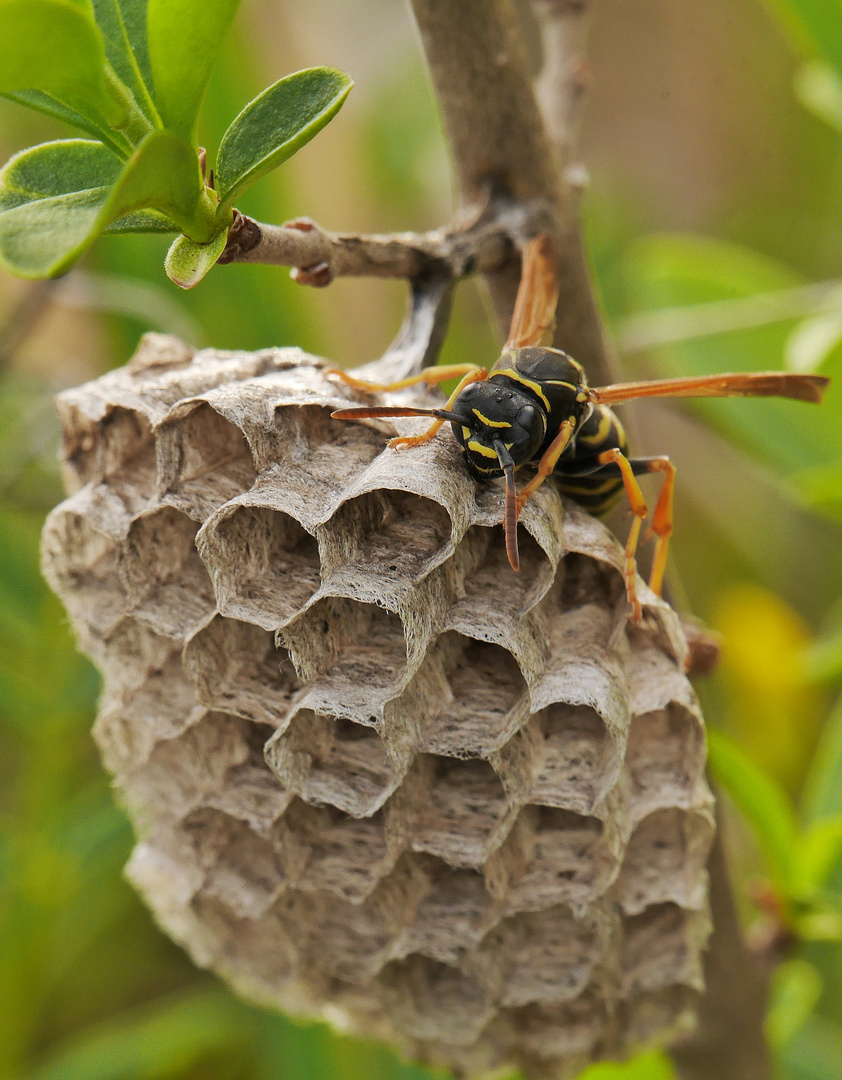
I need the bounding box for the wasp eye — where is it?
[517,405,537,431]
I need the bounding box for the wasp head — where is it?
[448,380,547,480]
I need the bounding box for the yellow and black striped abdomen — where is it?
[556,405,628,516]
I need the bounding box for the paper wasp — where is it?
[329,236,828,622]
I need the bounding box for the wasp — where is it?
[329,237,829,621]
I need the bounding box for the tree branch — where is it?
[671,813,772,1080]
[219,0,614,386]
[218,200,553,283]
[533,0,593,189]
[409,0,617,385]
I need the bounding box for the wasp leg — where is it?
[389,367,489,450]
[557,453,675,605]
[593,448,652,624]
[514,417,577,515]
[644,457,675,597]
[325,363,484,394]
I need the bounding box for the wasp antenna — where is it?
[331,406,468,422]
[504,467,520,571]
[495,442,520,572]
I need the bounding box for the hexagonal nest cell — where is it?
[264,709,405,818]
[199,501,321,630]
[43,338,714,1078]
[158,401,257,521]
[416,631,529,758]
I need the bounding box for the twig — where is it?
[533,0,593,185]
[220,200,555,382]
[410,0,618,386]
[219,200,553,283]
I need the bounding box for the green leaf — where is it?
[114,0,153,93]
[761,0,842,82]
[147,0,242,139]
[0,140,121,277]
[91,0,160,124]
[802,695,842,823]
[0,0,122,126]
[795,818,842,892]
[4,90,134,158]
[623,234,842,476]
[707,727,799,889]
[766,957,823,1050]
[794,60,842,133]
[215,67,353,211]
[106,208,177,233]
[0,133,205,278]
[165,229,228,289]
[0,141,125,214]
[21,988,255,1080]
[103,130,206,234]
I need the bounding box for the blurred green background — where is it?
[2,1,842,1078]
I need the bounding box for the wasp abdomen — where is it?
[556,405,629,516]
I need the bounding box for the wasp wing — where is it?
[591,371,830,406]
[505,234,559,350]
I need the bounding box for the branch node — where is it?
[218,211,262,264]
[291,261,334,288]
[284,217,317,233]
[566,162,590,192]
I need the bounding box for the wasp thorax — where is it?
[42,337,713,1080]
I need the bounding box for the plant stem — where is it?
[533,0,593,173]
[671,818,772,1080]
[219,201,552,281]
[409,0,616,385]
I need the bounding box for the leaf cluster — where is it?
[709,724,842,943]
[0,0,352,286]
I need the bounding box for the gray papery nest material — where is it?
[42,333,713,1079]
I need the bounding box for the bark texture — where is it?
[410,0,616,385]
[43,334,715,1077]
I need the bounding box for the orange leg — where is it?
[514,417,577,516]
[388,367,489,450]
[597,448,650,624]
[325,363,483,395]
[644,457,675,597]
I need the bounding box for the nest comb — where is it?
[42,332,714,1079]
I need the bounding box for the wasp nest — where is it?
[43,334,714,1078]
